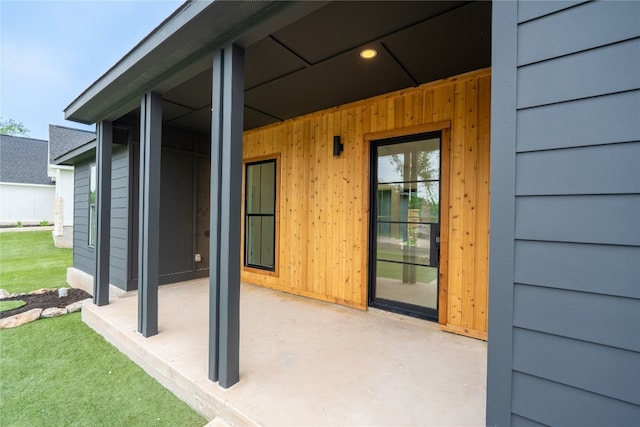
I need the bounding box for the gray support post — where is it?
[94,121,112,306]
[138,92,162,337]
[209,44,244,388]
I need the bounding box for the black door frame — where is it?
[368,131,442,321]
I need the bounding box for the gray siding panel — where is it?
[517,38,640,109]
[109,147,129,288]
[514,241,640,298]
[513,328,640,404]
[512,372,640,426]
[490,1,640,425]
[518,1,640,65]
[73,163,94,275]
[516,142,640,195]
[515,195,640,246]
[72,146,129,290]
[517,1,586,23]
[516,90,640,152]
[513,284,640,352]
[510,414,546,427]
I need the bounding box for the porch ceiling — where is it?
[68,1,491,133]
[168,0,491,133]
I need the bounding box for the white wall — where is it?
[0,182,55,224]
[53,166,75,226]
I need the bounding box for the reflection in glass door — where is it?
[369,132,441,320]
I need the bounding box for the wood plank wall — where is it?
[242,68,491,339]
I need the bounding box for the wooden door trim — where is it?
[363,121,451,324]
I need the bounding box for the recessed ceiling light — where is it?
[360,48,377,59]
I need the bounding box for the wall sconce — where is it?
[333,136,344,157]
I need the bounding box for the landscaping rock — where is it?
[9,293,26,298]
[30,288,57,295]
[0,308,43,328]
[66,298,92,313]
[0,289,9,299]
[41,307,68,318]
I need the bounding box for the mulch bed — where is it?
[0,289,92,319]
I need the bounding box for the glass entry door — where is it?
[370,132,441,320]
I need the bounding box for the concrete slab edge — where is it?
[81,304,258,427]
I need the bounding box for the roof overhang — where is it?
[54,140,96,166]
[65,1,491,133]
[65,0,328,124]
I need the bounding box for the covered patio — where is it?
[82,279,486,426]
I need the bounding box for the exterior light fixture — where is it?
[333,136,344,157]
[359,48,377,59]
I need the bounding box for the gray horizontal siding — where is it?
[516,142,640,195]
[514,241,640,298]
[515,194,640,245]
[518,1,640,65]
[517,1,586,23]
[512,372,640,426]
[513,284,640,352]
[510,414,545,427]
[73,163,93,275]
[109,146,129,288]
[517,38,640,109]
[513,328,639,404]
[489,1,640,425]
[516,90,640,152]
[72,146,129,290]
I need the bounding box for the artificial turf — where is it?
[0,231,207,426]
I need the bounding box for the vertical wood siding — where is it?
[242,68,491,338]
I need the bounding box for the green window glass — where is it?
[244,160,276,270]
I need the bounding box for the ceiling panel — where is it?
[272,1,468,64]
[167,107,211,134]
[244,107,279,130]
[245,37,308,89]
[245,42,415,122]
[163,69,212,110]
[163,101,195,122]
[383,1,492,85]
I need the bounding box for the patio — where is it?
[82,279,486,426]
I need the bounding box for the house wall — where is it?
[242,68,491,339]
[488,1,640,425]
[0,182,54,225]
[72,145,129,289]
[127,125,211,288]
[52,167,75,248]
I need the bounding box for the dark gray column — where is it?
[209,44,244,388]
[94,121,112,306]
[138,92,162,337]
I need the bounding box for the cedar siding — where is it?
[242,68,491,339]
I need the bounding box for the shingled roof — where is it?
[48,124,95,163]
[0,134,52,185]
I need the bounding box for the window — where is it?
[89,163,97,247]
[244,159,276,270]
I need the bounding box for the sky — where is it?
[0,0,184,141]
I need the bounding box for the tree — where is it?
[0,118,29,136]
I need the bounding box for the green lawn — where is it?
[0,231,72,293]
[0,231,207,427]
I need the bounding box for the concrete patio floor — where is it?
[82,279,487,426]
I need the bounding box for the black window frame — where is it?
[244,159,277,271]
